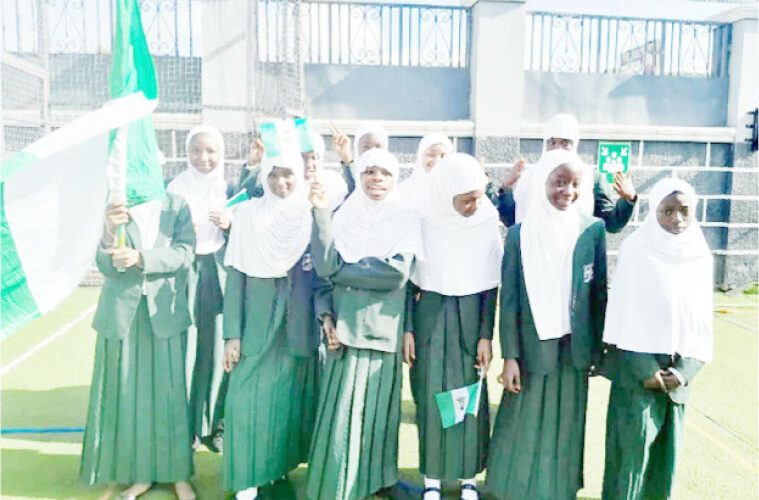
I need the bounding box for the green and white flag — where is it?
[434,370,485,428]
[0,0,160,336]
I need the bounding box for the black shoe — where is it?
[200,428,223,453]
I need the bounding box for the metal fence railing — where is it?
[294,1,470,67]
[2,0,198,57]
[525,12,731,78]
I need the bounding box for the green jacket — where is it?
[310,207,414,353]
[499,216,608,375]
[490,171,635,233]
[92,193,195,339]
[604,349,704,404]
[223,250,332,358]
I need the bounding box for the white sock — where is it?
[424,477,442,498]
[460,478,478,500]
[236,486,258,500]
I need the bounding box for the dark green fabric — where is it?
[409,289,496,480]
[223,320,318,490]
[307,346,402,500]
[490,173,635,233]
[92,193,195,339]
[188,253,226,438]
[604,349,705,405]
[80,299,193,484]
[237,165,263,198]
[499,216,608,375]
[310,208,413,353]
[487,341,588,500]
[602,380,685,500]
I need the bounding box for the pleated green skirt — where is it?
[80,299,193,484]
[410,299,489,481]
[486,345,587,500]
[187,253,226,439]
[602,383,685,500]
[223,324,319,491]
[306,346,402,500]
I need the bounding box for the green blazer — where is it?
[310,207,414,353]
[604,348,704,404]
[92,193,195,339]
[490,172,635,233]
[499,216,608,375]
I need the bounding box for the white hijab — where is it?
[224,151,312,278]
[513,113,594,223]
[411,153,502,296]
[333,148,424,264]
[349,122,389,182]
[167,125,228,255]
[603,178,713,362]
[398,133,454,207]
[304,130,348,211]
[521,149,584,340]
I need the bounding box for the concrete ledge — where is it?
[521,123,736,143]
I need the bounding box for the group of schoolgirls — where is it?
[80,112,714,500]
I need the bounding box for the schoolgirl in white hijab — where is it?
[411,153,502,296]
[167,125,228,255]
[601,178,712,500]
[521,148,585,340]
[512,113,594,223]
[603,178,713,362]
[224,151,312,278]
[399,133,454,206]
[302,130,348,210]
[333,148,424,264]
[347,122,390,183]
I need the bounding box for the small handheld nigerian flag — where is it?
[434,370,485,428]
[259,120,300,159]
[294,118,315,153]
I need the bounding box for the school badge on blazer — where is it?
[301,253,314,271]
[583,263,594,283]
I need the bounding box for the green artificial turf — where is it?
[1,288,757,499]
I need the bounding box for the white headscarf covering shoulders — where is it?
[304,129,348,210]
[514,113,593,223]
[349,122,389,183]
[333,148,424,264]
[167,125,228,255]
[398,133,454,207]
[603,178,713,362]
[521,149,584,340]
[412,153,502,296]
[224,150,312,278]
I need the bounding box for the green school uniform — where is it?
[222,251,328,491]
[486,216,607,500]
[408,287,496,481]
[491,172,635,232]
[602,349,704,500]
[306,208,414,500]
[81,193,195,484]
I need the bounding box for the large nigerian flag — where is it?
[0,0,161,336]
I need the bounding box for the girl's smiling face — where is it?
[361,165,395,201]
[656,191,692,234]
[452,189,484,217]
[357,133,386,157]
[545,163,582,211]
[301,151,318,180]
[188,133,221,174]
[422,143,447,173]
[267,166,296,198]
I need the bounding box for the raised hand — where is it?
[309,181,329,209]
[330,122,353,164]
[502,158,526,191]
[613,171,637,202]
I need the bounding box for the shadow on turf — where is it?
[1,386,90,443]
